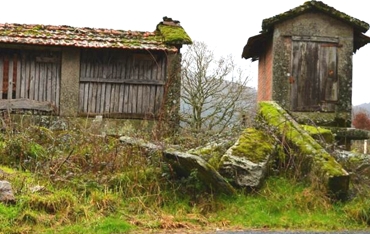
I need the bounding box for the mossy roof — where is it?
[262,1,369,33]
[0,17,192,52]
[242,1,370,59]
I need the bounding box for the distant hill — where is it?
[353,103,370,114]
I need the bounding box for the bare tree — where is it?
[180,41,256,136]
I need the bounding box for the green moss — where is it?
[156,24,192,45]
[291,112,351,127]
[258,101,346,177]
[188,141,233,169]
[301,125,334,144]
[231,128,275,163]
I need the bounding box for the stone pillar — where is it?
[59,48,80,117]
[162,52,181,135]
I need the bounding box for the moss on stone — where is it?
[189,141,234,169]
[301,125,334,144]
[291,112,351,127]
[258,101,347,177]
[156,24,192,45]
[231,128,276,163]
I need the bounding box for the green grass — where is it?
[208,177,368,231]
[0,118,370,233]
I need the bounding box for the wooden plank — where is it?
[29,59,36,100]
[0,98,56,112]
[78,111,156,120]
[55,64,60,111]
[156,86,164,113]
[149,85,156,113]
[47,64,52,102]
[21,57,27,99]
[105,83,111,113]
[113,84,120,113]
[131,84,137,114]
[36,56,59,63]
[78,83,85,112]
[0,56,3,99]
[8,58,13,99]
[79,77,165,85]
[92,82,98,113]
[100,83,106,113]
[137,85,143,114]
[110,84,115,112]
[123,84,129,113]
[83,83,89,112]
[96,82,102,113]
[39,63,46,101]
[118,84,124,113]
[89,82,94,113]
[292,36,339,43]
[50,63,56,104]
[142,85,150,114]
[16,55,21,98]
[34,62,39,100]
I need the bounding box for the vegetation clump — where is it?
[0,112,369,233]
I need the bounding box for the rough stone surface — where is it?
[258,101,350,199]
[0,180,16,204]
[120,136,235,195]
[218,128,276,189]
[218,142,270,188]
[163,149,236,195]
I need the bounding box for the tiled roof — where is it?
[0,18,191,52]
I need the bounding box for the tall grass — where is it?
[0,115,369,233]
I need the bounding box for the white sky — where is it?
[1,0,369,105]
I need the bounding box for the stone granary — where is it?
[0,17,191,122]
[242,1,370,129]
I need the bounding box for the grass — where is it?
[0,116,369,233]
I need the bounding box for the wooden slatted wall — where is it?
[0,49,61,112]
[79,50,167,118]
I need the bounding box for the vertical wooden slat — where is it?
[28,59,34,99]
[149,86,156,114]
[55,61,60,112]
[34,61,40,100]
[0,55,3,99]
[8,58,13,99]
[118,84,124,113]
[83,83,89,113]
[104,83,111,113]
[40,63,46,101]
[92,82,98,113]
[100,83,106,113]
[51,63,56,104]
[47,64,52,102]
[16,55,21,98]
[20,56,26,99]
[79,83,85,112]
[123,85,129,113]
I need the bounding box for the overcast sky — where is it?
[1,0,369,105]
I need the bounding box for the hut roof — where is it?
[0,17,192,52]
[242,1,370,59]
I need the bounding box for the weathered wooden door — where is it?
[79,50,166,118]
[0,49,61,112]
[291,36,338,112]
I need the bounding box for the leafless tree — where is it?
[180,41,256,136]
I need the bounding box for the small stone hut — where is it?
[242,1,370,127]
